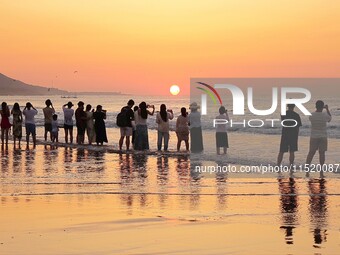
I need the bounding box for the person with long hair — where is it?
[131,105,139,146]
[93,105,108,145]
[176,107,189,151]
[85,104,96,145]
[156,104,173,151]
[134,102,154,150]
[189,102,203,153]
[1,102,11,147]
[11,103,22,148]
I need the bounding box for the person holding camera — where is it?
[134,102,154,150]
[43,99,55,142]
[156,104,173,151]
[306,100,332,170]
[62,102,74,144]
[23,102,38,149]
[93,105,108,145]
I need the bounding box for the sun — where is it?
[170,85,180,95]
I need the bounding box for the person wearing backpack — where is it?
[117,99,135,151]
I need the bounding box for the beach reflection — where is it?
[12,149,23,173]
[157,156,169,207]
[1,149,10,174]
[279,177,299,245]
[0,145,338,254]
[308,178,328,249]
[24,150,36,175]
[215,162,228,210]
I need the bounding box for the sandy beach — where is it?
[1,142,340,254]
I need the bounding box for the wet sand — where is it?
[1,144,340,254]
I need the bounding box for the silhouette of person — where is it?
[308,178,328,248]
[278,177,299,245]
[277,104,302,166]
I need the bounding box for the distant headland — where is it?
[0,73,124,96]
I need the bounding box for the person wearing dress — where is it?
[156,104,173,151]
[11,103,22,148]
[134,102,154,151]
[1,102,11,147]
[85,104,96,145]
[176,107,189,151]
[93,105,108,145]
[215,106,230,155]
[189,102,203,153]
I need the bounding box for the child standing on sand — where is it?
[51,114,59,143]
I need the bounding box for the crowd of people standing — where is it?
[0,99,196,153]
[0,98,334,167]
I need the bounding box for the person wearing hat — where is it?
[189,102,203,153]
[42,99,55,142]
[62,101,74,143]
[75,101,87,144]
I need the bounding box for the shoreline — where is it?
[3,139,191,157]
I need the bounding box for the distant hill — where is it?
[0,73,68,95]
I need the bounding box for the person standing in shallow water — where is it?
[62,102,74,144]
[75,101,87,145]
[23,102,38,149]
[93,105,108,145]
[156,104,173,151]
[11,103,22,148]
[85,104,95,145]
[306,100,332,175]
[118,99,135,151]
[42,99,55,141]
[215,106,229,155]
[134,102,154,151]
[189,102,203,153]
[131,106,139,146]
[51,114,59,143]
[277,104,302,166]
[176,107,189,151]
[1,102,11,147]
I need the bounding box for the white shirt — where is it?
[189,111,201,128]
[23,109,38,124]
[156,112,174,132]
[215,113,230,133]
[63,107,74,126]
[52,120,59,132]
[134,111,147,125]
[309,111,332,138]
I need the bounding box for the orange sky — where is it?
[1,0,340,95]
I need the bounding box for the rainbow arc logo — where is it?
[196,82,223,105]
